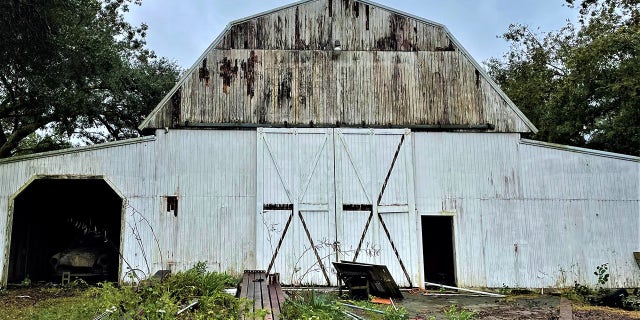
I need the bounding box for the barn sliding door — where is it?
[256,128,336,285]
[334,129,417,287]
[256,128,417,287]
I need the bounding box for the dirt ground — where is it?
[0,286,62,309]
[395,291,640,320]
[0,285,82,305]
[572,305,640,320]
[3,285,640,319]
[396,292,558,319]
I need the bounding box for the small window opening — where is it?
[166,196,178,217]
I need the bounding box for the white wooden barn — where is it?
[1,0,639,289]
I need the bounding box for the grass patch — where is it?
[87,262,248,319]
[281,290,408,320]
[22,295,98,320]
[0,292,94,320]
[281,290,344,319]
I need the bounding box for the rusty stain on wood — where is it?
[149,49,529,131]
[171,88,181,127]
[219,57,238,94]
[215,0,449,52]
[198,59,210,86]
[278,70,292,103]
[375,14,417,51]
[295,6,304,50]
[256,17,266,48]
[240,50,258,98]
[435,40,455,52]
[259,70,271,124]
[365,4,370,30]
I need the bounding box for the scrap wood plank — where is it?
[252,272,264,314]
[237,270,284,320]
[267,274,285,319]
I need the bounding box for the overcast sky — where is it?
[126,0,577,69]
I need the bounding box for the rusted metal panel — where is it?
[413,132,640,288]
[139,0,536,134]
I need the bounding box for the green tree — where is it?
[487,0,640,156]
[0,0,179,158]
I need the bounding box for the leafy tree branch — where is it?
[0,0,180,158]
[488,0,639,156]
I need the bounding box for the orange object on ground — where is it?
[371,297,392,305]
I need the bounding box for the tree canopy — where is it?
[487,0,640,156]
[0,0,180,158]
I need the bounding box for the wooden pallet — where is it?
[237,270,285,320]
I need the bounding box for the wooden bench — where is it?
[237,270,285,320]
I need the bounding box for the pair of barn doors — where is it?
[256,128,418,287]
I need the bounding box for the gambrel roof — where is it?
[140,0,538,133]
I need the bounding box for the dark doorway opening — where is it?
[421,216,456,286]
[7,178,122,284]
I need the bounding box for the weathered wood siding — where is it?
[217,0,450,51]
[141,0,534,132]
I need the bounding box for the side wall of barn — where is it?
[151,129,257,274]
[0,130,258,285]
[1,130,638,288]
[0,138,159,284]
[414,132,640,288]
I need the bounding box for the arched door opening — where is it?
[7,177,123,284]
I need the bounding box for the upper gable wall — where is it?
[217,0,451,51]
[140,0,537,133]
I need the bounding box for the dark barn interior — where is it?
[7,178,122,284]
[422,216,456,286]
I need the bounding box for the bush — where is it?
[623,294,640,311]
[164,261,238,301]
[85,262,244,319]
[444,305,476,320]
